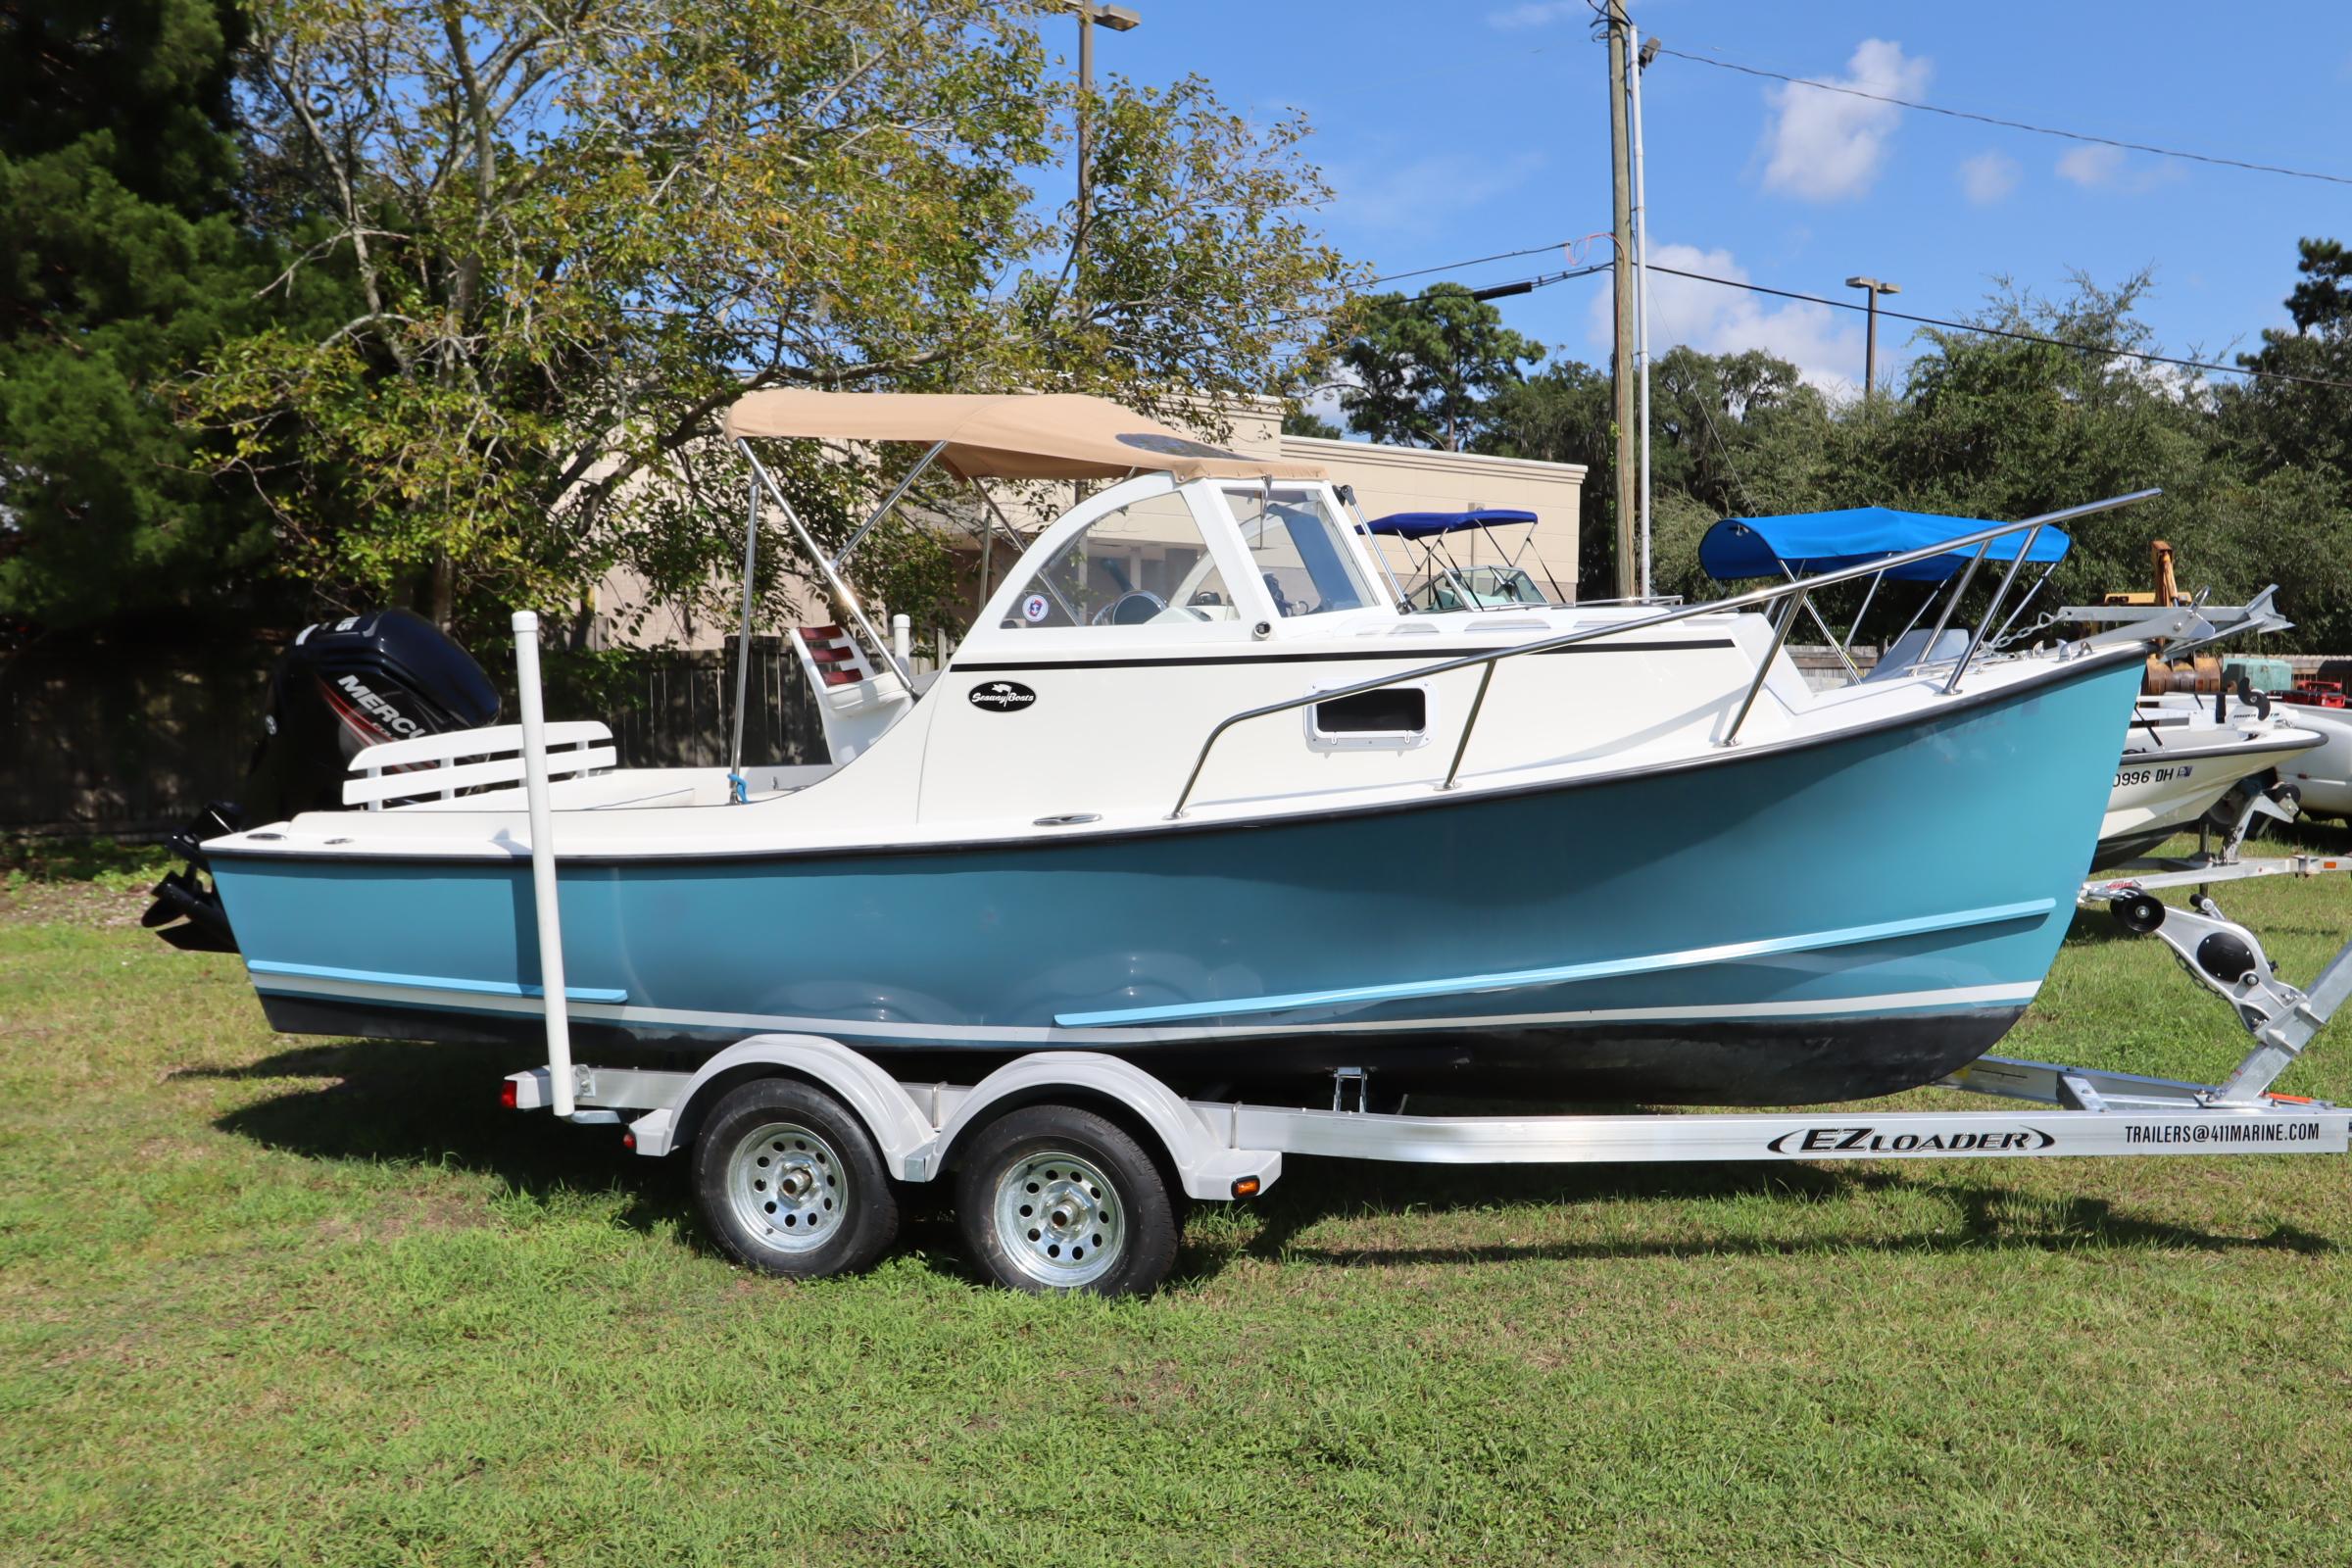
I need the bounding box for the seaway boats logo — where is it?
[969,680,1038,712]
[1765,1125,2055,1155]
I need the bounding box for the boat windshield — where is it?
[1226,485,1375,618]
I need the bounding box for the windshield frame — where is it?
[1208,480,1388,624]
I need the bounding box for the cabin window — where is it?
[1003,493,1236,629]
[1305,683,1432,751]
[1228,487,1375,618]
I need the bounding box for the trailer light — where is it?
[621,1131,637,1152]
[1230,1176,1260,1199]
[499,1079,519,1110]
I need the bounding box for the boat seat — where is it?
[787,624,912,764]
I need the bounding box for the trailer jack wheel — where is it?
[692,1078,898,1280]
[955,1104,1178,1298]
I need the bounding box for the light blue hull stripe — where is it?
[246,973,2041,1041]
[1054,899,2056,1027]
[245,958,628,1004]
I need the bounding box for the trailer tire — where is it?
[955,1104,1178,1298]
[692,1079,898,1280]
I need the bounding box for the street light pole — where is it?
[1073,4,1141,280]
[1845,275,1900,404]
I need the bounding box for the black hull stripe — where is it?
[206,645,2150,869]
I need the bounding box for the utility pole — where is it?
[1845,275,1900,405]
[1605,1,1637,600]
[1073,4,1142,282]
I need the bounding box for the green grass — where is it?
[7,829,2352,1566]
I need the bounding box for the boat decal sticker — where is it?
[1052,899,2057,1027]
[1766,1125,2054,1155]
[968,679,1039,712]
[954,640,1737,673]
[1021,593,1051,623]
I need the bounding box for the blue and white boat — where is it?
[202,393,2161,1106]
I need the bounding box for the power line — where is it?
[1653,45,2352,189]
[1360,242,1584,290]
[1642,262,2352,393]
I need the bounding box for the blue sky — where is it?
[1065,0,2352,403]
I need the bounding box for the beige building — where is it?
[591,395,1588,651]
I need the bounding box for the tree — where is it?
[1333,284,1541,452]
[0,0,344,633]
[1282,407,1343,440]
[2226,238,2352,505]
[186,3,1355,645]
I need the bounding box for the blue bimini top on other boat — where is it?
[1364,509,1539,540]
[1700,506,2072,584]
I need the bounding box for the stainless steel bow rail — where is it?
[1166,489,2161,818]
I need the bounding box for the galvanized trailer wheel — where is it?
[691,1078,898,1279]
[956,1104,1178,1297]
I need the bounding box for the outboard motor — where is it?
[143,610,501,952]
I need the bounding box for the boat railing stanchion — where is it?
[1722,586,1805,746]
[1442,660,1500,789]
[1943,523,2041,693]
[513,610,575,1120]
[1917,539,1991,678]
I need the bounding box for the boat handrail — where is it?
[1166,488,2160,818]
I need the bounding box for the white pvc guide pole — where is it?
[512,611,574,1118]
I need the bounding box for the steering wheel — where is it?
[1093,589,1168,627]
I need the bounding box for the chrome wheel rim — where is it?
[993,1148,1125,1288]
[725,1120,848,1254]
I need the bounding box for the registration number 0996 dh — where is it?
[2115,764,2190,788]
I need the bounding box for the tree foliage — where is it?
[176,0,1352,644]
[1332,284,1541,452]
[0,0,346,632]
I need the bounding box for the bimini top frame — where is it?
[715,389,1333,776]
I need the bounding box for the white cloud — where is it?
[1958,149,2019,205]
[1486,2,1582,27]
[1589,242,1869,396]
[2056,144,2123,187]
[2055,142,2180,193]
[1761,39,1930,202]
[1333,151,1545,236]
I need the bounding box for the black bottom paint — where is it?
[256,995,2022,1107]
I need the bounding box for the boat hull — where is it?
[212,654,2144,1106]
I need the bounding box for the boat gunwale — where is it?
[203,641,2153,870]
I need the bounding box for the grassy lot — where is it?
[6,833,2352,1566]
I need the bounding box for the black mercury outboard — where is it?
[144,609,502,952]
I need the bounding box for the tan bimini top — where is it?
[720,390,1329,483]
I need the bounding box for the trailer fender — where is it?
[629,1034,935,1167]
[928,1051,1282,1200]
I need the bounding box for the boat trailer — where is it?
[490,612,2352,1297]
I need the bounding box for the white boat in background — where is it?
[2097,693,2322,865]
[2275,702,2352,824]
